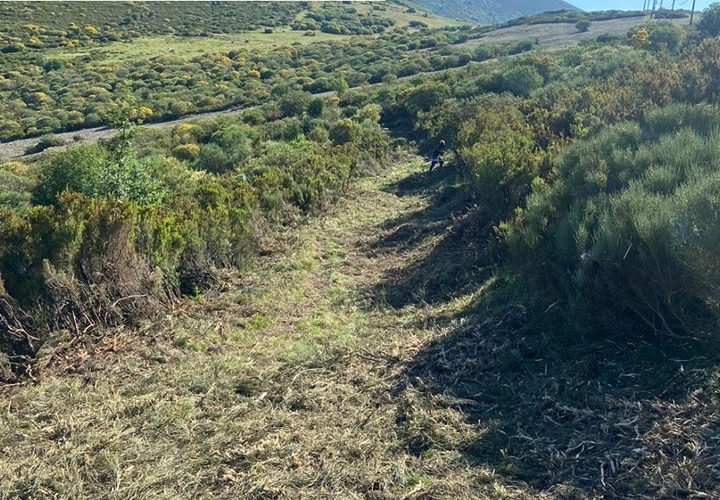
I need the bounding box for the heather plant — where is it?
[696,2,720,39]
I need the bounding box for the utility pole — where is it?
[690,0,696,24]
[671,0,676,13]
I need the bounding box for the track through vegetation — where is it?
[0,158,513,498]
[3,153,720,498]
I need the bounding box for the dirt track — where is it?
[0,109,248,161]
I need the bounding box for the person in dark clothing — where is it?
[429,139,446,171]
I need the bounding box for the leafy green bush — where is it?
[242,108,265,125]
[499,65,544,96]
[198,142,232,174]
[502,105,720,342]
[32,144,106,205]
[278,91,312,118]
[508,39,535,55]
[697,3,720,39]
[329,118,359,145]
[646,21,684,52]
[575,20,591,33]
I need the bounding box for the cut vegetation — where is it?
[3,158,719,498]
[4,1,720,498]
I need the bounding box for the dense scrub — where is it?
[0,96,391,378]
[364,6,720,343]
[5,1,720,374]
[0,2,476,141]
[503,105,720,342]
[0,1,304,49]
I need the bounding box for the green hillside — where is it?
[401,0,581,24]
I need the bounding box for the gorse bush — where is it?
[502,104,720,342]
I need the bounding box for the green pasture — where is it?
[47,30,354,62]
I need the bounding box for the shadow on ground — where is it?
[369,161,720,497]
[398,314,720,497]
[365,164,496,309]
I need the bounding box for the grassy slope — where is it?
[3,157,720,497]
[408,0,579,24]
[46,2,467,64]
[459,15,690,49]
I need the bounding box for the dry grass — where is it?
[2,157,720,499]
[461,16,690,50]
[0,158,524,499]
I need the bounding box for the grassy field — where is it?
[351,1,469,28]
[48,30,355,62]
[3,156,720,498]
[46,2,467,64]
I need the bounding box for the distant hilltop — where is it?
[396,0,582,24]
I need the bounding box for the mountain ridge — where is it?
[397,0,582,24]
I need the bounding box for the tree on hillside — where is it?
[576,20,591,33]
[697,2,720,36]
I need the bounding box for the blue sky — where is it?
[572,0,714,11]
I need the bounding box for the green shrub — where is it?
[24,134,66,155]
[642,103,720,139]
[697,3,720,39]
[329,118,358,145]
[575,20,591,33]
[500,65,544,97]
[473,45,495,61]
[278,90,311,117]
[198,142,232,173]
[210,125,254,166]
[0,162,34,211]
[509,39,535,55]
[307,98,326,118]
[503,105,720,342]
[241,108,265,125]
[172,143,201,162]
[646,21,684,52]
[32,144,106,205]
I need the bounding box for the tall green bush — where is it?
[32,144,106,205]
[502,105,720,342]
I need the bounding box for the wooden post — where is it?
[690,0,697,25]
